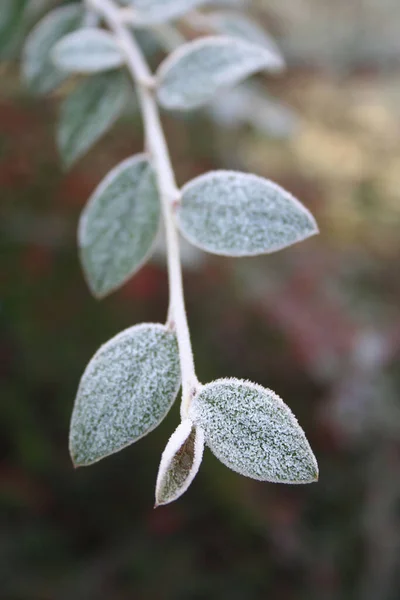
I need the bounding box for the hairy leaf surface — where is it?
[177,170,318,256]
[155,420,204,506]
[70,323,181,466]
[79,154,160,297]
[58,71,130,168]
[156,36,284,110]
[22,4,83,94]
[52,29,124,73]
[189,378,318,483]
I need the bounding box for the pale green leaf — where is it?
[70,323,181,466]
[156,35,284,111]
[205,11,285,68]
[52,29,124,73]
[155,420,204,506]
[78,154,160,297]
[189,378,318,483]
[22,4,83,94]
[58,71,130,168]
[123,0,211,25]
[177,170,318,256]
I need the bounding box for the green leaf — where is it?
[177,170,318,256]
[78,154,161,297]
[204,11,285,67]
[155,420,204,506]
[70,323,181,466]
[189,378,318,483]
[156,35,284,111]
[58,71,130,168]
[22,4,83,95]
[121,0,211,25]
[52,29,124,73]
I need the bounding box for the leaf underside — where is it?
[155,420,204,506]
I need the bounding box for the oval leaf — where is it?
[156,35,284,111]
[124,0,211,26]
[78,154,160,297]
[70,323,181,466]
[58,71,130,168]
[155,420,204,506]
[205,11,285,68]
[189,378,318,483]
[52,29,124,73]
[177,170,318,256]
[22,5,83,94]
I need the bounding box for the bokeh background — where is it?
[2,1,400,599]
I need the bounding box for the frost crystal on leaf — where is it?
[70,323,181,466]
[189,378,318,483]
[177,170,318,256]
[58,71,130,168]
[22,5,83,94]
[52,29,124,73]
[155,419,204,506]
[156,36,284,111]
[78,154,160,298]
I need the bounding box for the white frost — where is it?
[189,378,318,483]
[155,419,204,506]
[177,170,318,257]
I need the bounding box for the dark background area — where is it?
[1,1,400,599]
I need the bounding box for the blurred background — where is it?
[1,1,400,599]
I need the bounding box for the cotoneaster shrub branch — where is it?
[18,0,319,506]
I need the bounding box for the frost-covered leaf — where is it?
[177,170,318,256]
[122,0,211,25]
[52,29,124,73]
[58,71,130,168]
[70,323,181,466]
[78,154,160,297]
[204,11,285,68]
[189,378,318,483]
[156,36,284,111]
[155,420,204,506]
[22,5,83,94]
